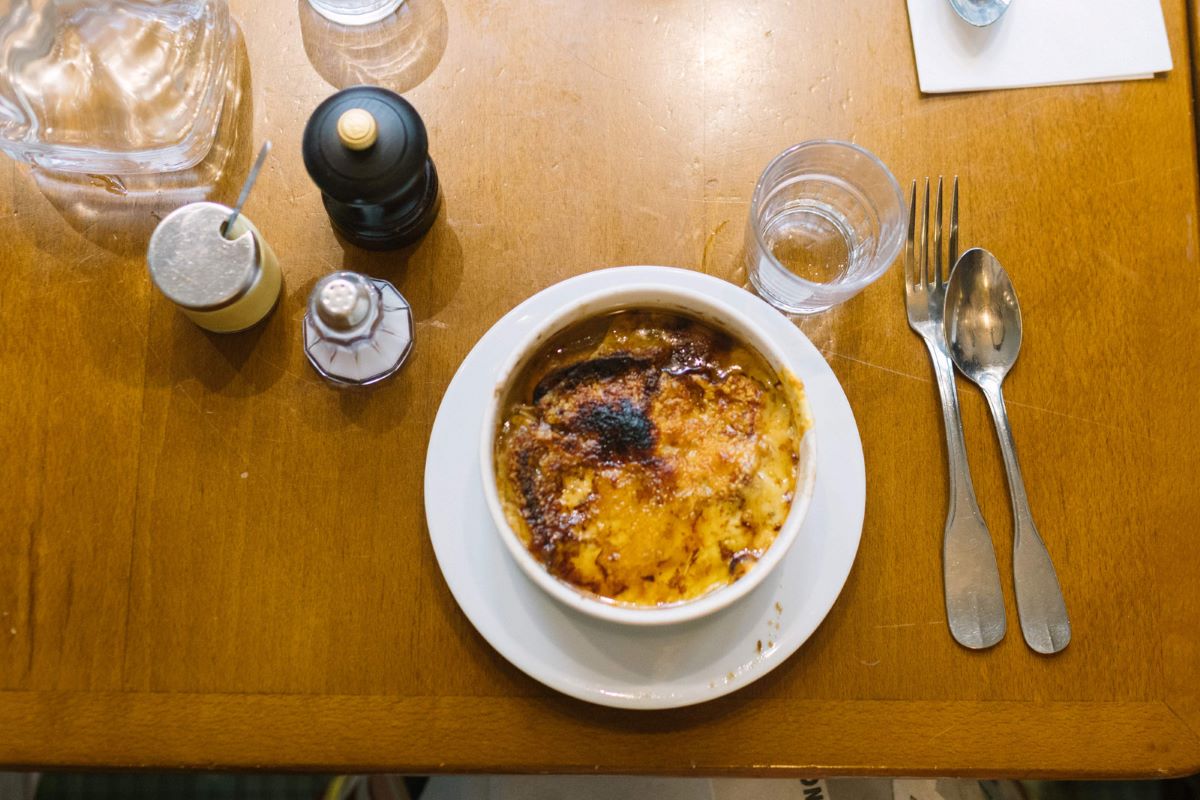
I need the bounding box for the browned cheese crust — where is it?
[495,311,808,606]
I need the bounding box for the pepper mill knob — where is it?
[336,108,378,151]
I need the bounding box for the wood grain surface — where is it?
[1,0,1199,777]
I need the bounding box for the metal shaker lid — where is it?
[315,274,374,331]
[301,86,430,206]
[147,202,260,311]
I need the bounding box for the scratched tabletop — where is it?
[1,0,1198,777]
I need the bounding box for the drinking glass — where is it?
[0,0,233,174]
[745,140,905,314]
[306,0,402,26]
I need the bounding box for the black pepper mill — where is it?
[302,86,440,250]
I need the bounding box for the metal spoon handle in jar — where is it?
[980,381,1071,654]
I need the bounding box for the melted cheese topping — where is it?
[495,311,809,607]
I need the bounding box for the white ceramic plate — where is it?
[424,266,865,709]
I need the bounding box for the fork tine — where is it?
[905,180,917,291]
[920,178,930,287]
[934,176,944,288]
[949,175,960,268]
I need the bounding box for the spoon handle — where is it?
[980,382,1072,654]
[924,342,1007,650]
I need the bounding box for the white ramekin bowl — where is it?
[479,279,817,626]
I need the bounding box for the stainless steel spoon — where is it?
[949,0,1012,27]
[944,248,1070,654]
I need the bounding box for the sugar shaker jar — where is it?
[301,86,440,250]
[303,271,414,386]
[147,202,282,333]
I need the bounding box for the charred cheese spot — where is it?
[495,311,808,606]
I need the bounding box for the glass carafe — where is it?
[0,0,233,173]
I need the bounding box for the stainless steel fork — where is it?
[904,177,1006,650]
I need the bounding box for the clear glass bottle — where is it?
[303,271,414,386]
[0,0,233,173]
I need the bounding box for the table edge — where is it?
[1,692,1197,777]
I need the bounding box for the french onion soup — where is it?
[493,309,810,607]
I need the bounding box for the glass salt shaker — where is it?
[0,0,234,173]
[303,271,414,386]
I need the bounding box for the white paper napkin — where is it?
[907,0,1173,93]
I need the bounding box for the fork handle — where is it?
[924,340,1007,650]
[979,380,1071,655]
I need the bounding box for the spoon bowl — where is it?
[949,0,1012,28]
[944,247,1022,386]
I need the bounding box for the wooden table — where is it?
[2,0,1198,778]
